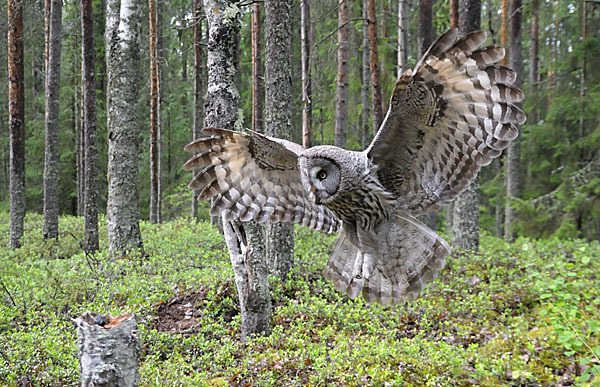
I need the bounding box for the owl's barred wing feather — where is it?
[183,128,340,233]
[367,28,525,213]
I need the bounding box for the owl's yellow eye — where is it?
[317,170,327,180]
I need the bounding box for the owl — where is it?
[183,29,525,305]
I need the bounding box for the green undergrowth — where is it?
[0,213,599,386]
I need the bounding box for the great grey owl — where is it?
[183,29,525,305]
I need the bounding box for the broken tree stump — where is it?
[74,312,140,387]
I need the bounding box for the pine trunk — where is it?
[265,0,294,279]
[361,2,371,148]
[334,0,349,148]
[106,0,144,256]
[450,0,458,29]
[149,0,160,224]
[43,0,63,240]
[529,2,538,123]
[500,0,508,66]
[504,0,522,242]
[452,0,481,251]
[82,0,100,253]
[418,0,433,58]
[8,0,26,249]
[191,0,205,220]
[203,0,271,339]
[366,0,383,133]
[300,0,312,148]
[397,0,408,77]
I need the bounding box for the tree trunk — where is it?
[504,0,522,242]
[106,0,144,256]
[43,0,63,240]
[251,2,264,134]
[8,0,26,249]
[366,0,383,134]
[450,0,458,29]
[149,0,160,224]
[418,0,433,58]
[192,0,205,220]
[361,1,371,149]
[500,0,508,66]
[265,0,295,279]
[397,0,408,77]
[529,1,538,123]
[75,312,140,387]
[300,0,312,148]
[203,0,271,339]
[82,0,100,253]
[452,0,481,251]
[334,0,349,148]
[578,1,587,156]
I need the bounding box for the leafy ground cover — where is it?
[0,213,599,386]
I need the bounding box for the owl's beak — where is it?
[312,187,322,205]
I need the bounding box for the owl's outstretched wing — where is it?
[183,128,340,233]
[367,28,525,213]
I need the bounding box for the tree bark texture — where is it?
[43,0,63,240]
[452,0,481,251]
[204,0,271,338]
[192,0,205,220]
[397,0,408,77]
[251,2,263,134]
[504,0,522,242]
[418,0,433,58]
[265,0,294,279]
[82,0,100,253]
[334,0,349,149]
[75,312,140,387]
[149,0,160,224]
[529,2,539,123]
[106,0,144,256]
[450,0,459,29]
[366,0,383,134]
[300,0,312,148]
[361,1,371,149]
[8,0,26,249]
[500,0,508,66]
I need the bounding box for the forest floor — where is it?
[0,213,599,386]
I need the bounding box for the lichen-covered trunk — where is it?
[8,0,25,249]
[204,0,272,339]
[82,0,99,253]
[504,0,523,242]
[191,0,205,220]
[300,0,312,148]
[149,0,160,224]
[361,1,371,149]
[43,0,62,240]
[106,0,144,256]
[418,0,433,58]
[452,0,481,251]
[334,0,349,149]
[366,0,383,134]
[265,0,294,279]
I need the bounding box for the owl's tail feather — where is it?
[324,211,450,305]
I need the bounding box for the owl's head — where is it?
[299,145,364,205]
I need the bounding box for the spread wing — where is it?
[367,28,526,213]
[183,128,340,233]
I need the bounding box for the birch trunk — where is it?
[8,0,26,249]
[203,0,272,338]
[82,0,100,253]
[43,0,62,240]
[334,0,349,148]
[106,0,144,256]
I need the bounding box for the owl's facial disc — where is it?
[303,158,341,205]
